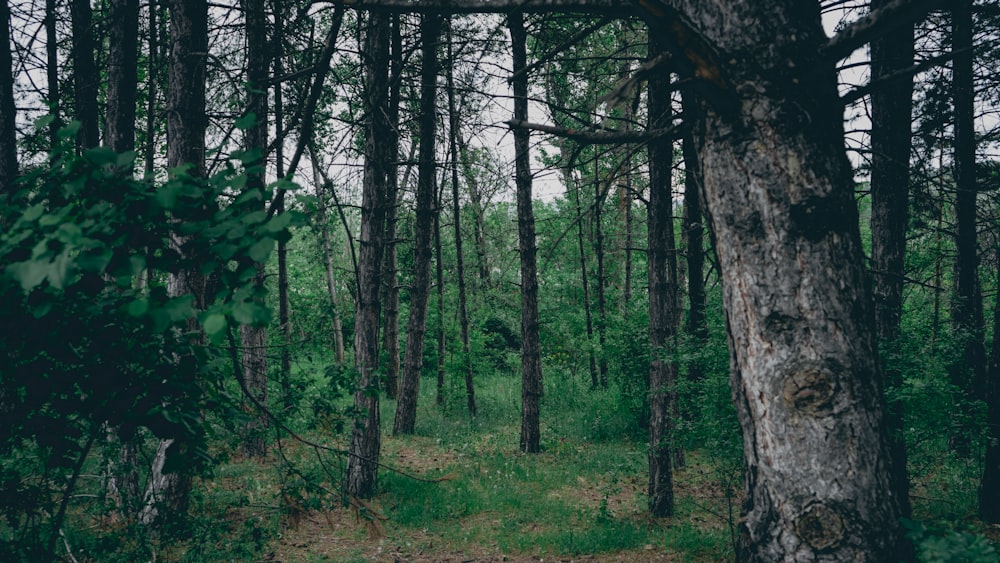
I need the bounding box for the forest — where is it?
[1,0,1000,560]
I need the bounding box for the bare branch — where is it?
[334,0,636,15]
[506,118,683,144]
[824,0,945,61]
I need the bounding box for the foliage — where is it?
[0,122,298,560]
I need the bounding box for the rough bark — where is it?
[447,17,477,417]
[143,0,161,176]
[105,0,140,156]
[240,0,270,458]
[869,0,914,517]
[509,11,542,454]
[637,1,906,559]
[345,11,392,498]
[646,33,679,517]
[0,0,17,200]
[435,186,447,406]
[141,0,209,525]
[70,0,99,149]
[394,14,441,435]
[950,0,987,405]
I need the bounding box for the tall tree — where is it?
[869,0,915,517]
[381,13,402,399]
[592,153,609,387]
[680,93,707,385]
[239,0,269,458]
[345,11,392,498]
[950,0,987,408]
[140,0,209,524]
[447,16,477,417]
[637,0,907,559]
[394,13,441,435]
[645,33,679,518]
[0,0,16,202]
[509,11,542,454]
[70,0,99,149]
[44,0,60,149]
[272,0,292,408]
[105,0,140,156]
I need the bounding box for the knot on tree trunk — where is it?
[794,502,846,551]
[781,360,840,417]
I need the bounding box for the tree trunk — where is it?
[509,11,542,454]
[381,13,402,399]
[638,1,906,559]
[240,0,269,458]
[273,0,292,409]
[394,13,441,435]
[572,171,599,388]
[105,0,139,156]
[435,185,447,406]
[0,0,17,202]
[950,0,987,410]
[592,155,609,388]
[345,11,391,499]
[70,0,99,149]
[456,133,491,288]
[143,0,161,176]
[140,0,209,525]
[646,33,679,517]
[869,0,914,517]
[45,0,60,149]
[447,17,477,417]
[313,164,346,364]
[680,93,707,385]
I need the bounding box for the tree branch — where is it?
[335,0,637,15]
[824,0,945,61]
[506,118,683,144]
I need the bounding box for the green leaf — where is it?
[21,204,45,222]
[116,151,137,168]
[235,113,258,130]
[202,313,227,336]
[234,188,263,206]
[247,237,274,262]
[10,260,47,292]
[84,146,118,166]
[262,212,292,234]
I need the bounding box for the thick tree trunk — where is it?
[394,14,441,435]
[71,0,99,149]
[0,0,17,200]
[345,11,392,498]
[646,34,679,516]
[105,0,139,156]
[869,0,914,517]
[141,0,209,525]
[447,18,477,417]
[950,0,987,408]
[239,0,270,458]
[381,13,402,399]
[638,1,906,559]
[509,11,542,454]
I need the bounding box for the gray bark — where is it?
[70,0,99,149]
[105,0,140,156]
[869,0,914,517]
[394,14,441,435]
[637,0,906,559]
[345,11,392,498]
[509,11,542,454]
[0,0,17,203]
[646,33,678,517]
